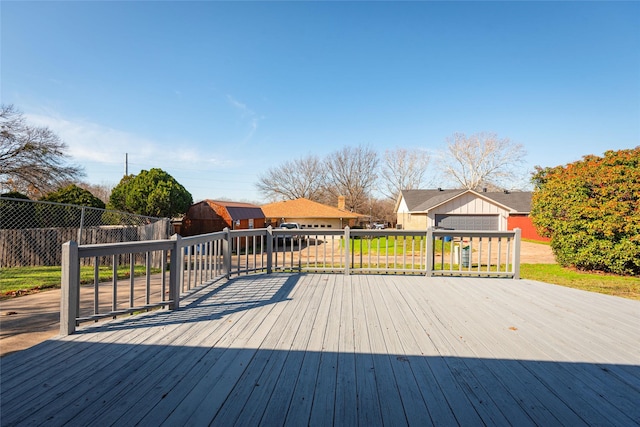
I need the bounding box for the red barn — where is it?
[180,200,265,237]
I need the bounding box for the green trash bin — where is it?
[461,245,470,268]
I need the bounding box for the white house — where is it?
[395,188,534,232]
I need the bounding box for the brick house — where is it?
[261,197,365,229]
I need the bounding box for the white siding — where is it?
[284,217,345,229]
[431,194,510,230]
[396,198,409,213]
[398,193,512,231]
[431,193,504,215]
[397,212,429,230]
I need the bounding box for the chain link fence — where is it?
[0,197,172,268]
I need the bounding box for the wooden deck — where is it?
[1,274,639,426]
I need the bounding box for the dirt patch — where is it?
[519,241,555,264]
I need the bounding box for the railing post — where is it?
[223,227,232,278]
[169,234,182,310]
[426,227,433,277]
[513,228,521,280]
[344,226,350,276]
[266,226,273,274]
[60,241,79,335]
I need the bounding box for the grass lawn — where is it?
[346,236,451,256]
[0,265,161,298]
[520,264,640,300]
[2,262,638,301]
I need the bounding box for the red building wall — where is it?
[180,201,265,236]
[507,214,550,242]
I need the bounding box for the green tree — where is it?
[38,184,106,227]
[36,184,105,227]
[41,184,106,209]
[531,148,640,275]
[108,168,192,218]
[0,191,30,200]
[0,191,37,229]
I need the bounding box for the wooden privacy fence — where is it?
[60,226,521,335]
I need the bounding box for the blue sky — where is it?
[2,1,639,203]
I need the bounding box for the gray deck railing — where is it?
[60,226,521,334]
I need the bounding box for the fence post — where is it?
[344,226,350,276]
[266,226,273,274]
[169,234,181,310]
[513,228,521,280]
[77,207,85,244]
[223,227,232,278]
[60,241,79,335]
[426,227,433,277]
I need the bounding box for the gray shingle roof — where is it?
[400,189,532,213]
[226,206,265,221]
[401,189,465,211]
[482,191,532,213]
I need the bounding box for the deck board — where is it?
[1,273,639,426]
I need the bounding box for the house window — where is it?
[327,225,332,228]
[249,219,254,229]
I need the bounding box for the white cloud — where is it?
[173,148,234,168]
[19,110,255,200]
[226,95,264,143]
[25,112,157,164]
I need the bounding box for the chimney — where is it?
[337,196,346,210]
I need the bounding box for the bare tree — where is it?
[324,145,378,212]
[77,182,113,204]
[441,132,526,190]
[380,147,430,200]
[1,105,84,197]
[370,197,396,226]
[256,155,326,202]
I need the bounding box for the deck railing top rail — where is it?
[60,226,521,335]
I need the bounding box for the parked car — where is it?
[373,222,386,229]
[276,222,304,245]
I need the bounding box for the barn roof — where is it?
[261,198,365,219]
[203,200,265,220]
[399,189,532,213]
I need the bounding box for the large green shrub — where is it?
[0,191,37,229]
[531,148,639,275]
[38,184,106,227]
[40,184,106,209]
[108,168,192,218]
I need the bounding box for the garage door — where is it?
[435,214,499,230]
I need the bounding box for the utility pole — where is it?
[124,153,128,176]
